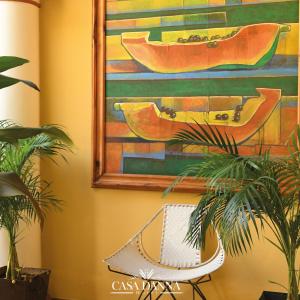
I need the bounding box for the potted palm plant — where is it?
[0,56,73,299]
[166,123,300,300]
[0,121,72,300]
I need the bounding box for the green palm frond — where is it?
[164,150,255,196]
[167,121,300,298]
[277,135,300,198]
[0,172,44,225]
[0,57,28,73]
[185,192,226,249]
[0,130,72,174]
[171,122,239,156]
[20,166,62,221]
[0,56,39,91]
[0,57,72,282]
[0,123,72,229]
[185,175,273,255]
[0,124,73,145]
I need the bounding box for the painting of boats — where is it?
[121,23,289,73]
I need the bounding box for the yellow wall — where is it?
[40,1,289,299]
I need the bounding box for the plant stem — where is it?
[5,229,19,282]
[271,216,299,300]
[287,246,298,300]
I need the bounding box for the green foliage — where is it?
[0,56,72,281]
[0,125,72,150]
[0,172,36,198]
[0,57,28,73]
[167,123,300,300]
[0,57,64,200]
[0,56,39,91]
[0,121,72,281]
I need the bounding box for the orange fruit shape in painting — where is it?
[114,88,281,144]
[121,23,285,73]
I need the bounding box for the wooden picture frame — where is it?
[93,0,299,191]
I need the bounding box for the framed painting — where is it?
[93,0,299,191]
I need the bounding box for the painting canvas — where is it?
[93,0,299,190]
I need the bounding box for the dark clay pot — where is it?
[0,266,50,300]
[260,291,300,300]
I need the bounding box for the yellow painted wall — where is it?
[40,1,290,299]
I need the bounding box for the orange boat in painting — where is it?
[121,23,289,73]
[114,88,281,144]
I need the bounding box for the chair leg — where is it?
[143,288,153,300]
[155,287,167,300]
[164,282,177,300]
[143,281,158,300]
[192,284,195,300]
[192,283,207,300]
[138,288,145,300]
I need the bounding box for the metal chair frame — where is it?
[105,204,225,300]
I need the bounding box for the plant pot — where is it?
[260,292,287,300]
[0,266,50,300]
[260,291,300,300]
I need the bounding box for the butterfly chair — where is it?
[104,204,225,300]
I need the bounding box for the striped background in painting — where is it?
[102,0,299,176]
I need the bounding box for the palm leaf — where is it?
[0,74,39,91]
[171,122,238,156]
[0,125,72,144]
[168,122,300,252]
[0,56,39,91]
[0,57,29,73]
[167,121,300,297]
[0,172,43,225]
[0,172,32,197]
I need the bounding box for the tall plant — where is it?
[0,121,72,281]
[0,56,73,281]
[166,123,300,300]
[0,56,47,199]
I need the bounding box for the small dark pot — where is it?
[0,266,50,300]
[260,292,287,300]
